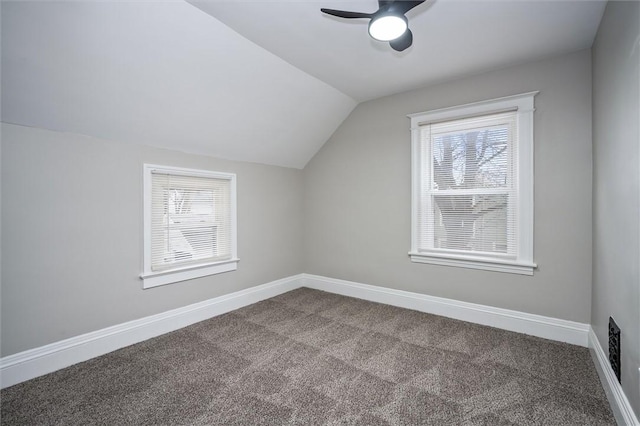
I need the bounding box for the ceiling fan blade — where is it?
[389,28,413,51]
[390,0,426,15]
[320,8,373,19]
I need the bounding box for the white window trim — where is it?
[141,164,238,289]
[408,92,538,275]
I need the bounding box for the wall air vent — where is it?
[608,316,621,383]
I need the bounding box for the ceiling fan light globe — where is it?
[368,15,407,41]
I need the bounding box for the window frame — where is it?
[408,92,537,275]
[141,164,238,289]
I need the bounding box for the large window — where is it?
[141,164,237,288]
[409,92,537,275]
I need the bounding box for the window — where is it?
[409,92,537,275]
[141,164,238,288]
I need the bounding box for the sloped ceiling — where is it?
[0,1,356,169]
[192,0,607,102]
[1,0,606,168]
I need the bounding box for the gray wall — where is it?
[303,49,593,323]
[592,0,640,415]
[1,123,304,356]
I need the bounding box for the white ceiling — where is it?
[1,0,606,169]
[192,0,607,102]
[1,1,356,169]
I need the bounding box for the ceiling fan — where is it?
[321,0,426,51]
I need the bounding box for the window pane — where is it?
[433,193,509,254]
[166,188,216,259]
[151,172,231,272]
[432,126,509,190]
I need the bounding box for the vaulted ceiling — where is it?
[1,0,606,169]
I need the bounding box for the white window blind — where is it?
[151,172,232,272]
[418,111,518,258]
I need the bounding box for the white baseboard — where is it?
[0,272,596,392]
[301,274,590,347]
[589,328,640,426]
[0,274,302,389]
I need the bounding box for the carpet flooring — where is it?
[1,288,614,425]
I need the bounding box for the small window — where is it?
[409,92,537,275]
[141,164,238,288]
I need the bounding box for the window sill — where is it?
[140,258,239,289]
[408,252,536,275]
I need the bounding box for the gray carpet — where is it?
[1,288,614,425]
